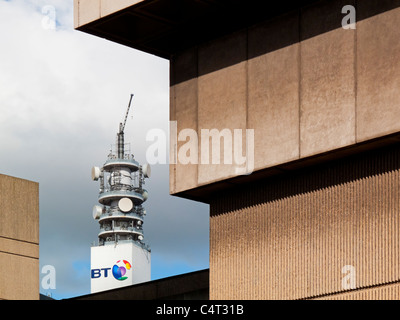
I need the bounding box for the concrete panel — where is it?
[248,12,300,171]
[357,7,400,142]
[0,238,39,259]
[100,0,144,17]
[0,174,39,300]
[74,0,79,29]
[300,0,356,157]
[75,0,145,27]
[170,48,199,194]
[76,0,100,27]
[0,253,39,300]
[0,175,39,244]
[198,31,247,185]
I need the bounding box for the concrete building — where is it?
[75,0,400,299]
[74,269,209,300]
[0,174,39,300]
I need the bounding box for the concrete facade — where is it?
[0,174,39,300]
[74,0,145,28]
[210,144,400,299]
[75,0,400,300]
[169,0,400,194]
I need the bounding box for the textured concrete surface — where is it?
[210,144,400,300]
[170,48,199,194]
[357,6,400,142]
[300,0,356,157]
[197,30,248,185]
[74,0,144,27]
[248,11,300,170]
[312,282,400,300]
[0,175,39,243]
[168,0,400,195]
[0,174,39,300]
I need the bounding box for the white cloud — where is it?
[0,0,208,299]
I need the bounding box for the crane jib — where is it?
[118,94,134,159]
[120,94,134,134]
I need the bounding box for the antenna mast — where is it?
[117,94,134,159]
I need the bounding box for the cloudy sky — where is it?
[0,0,209,299]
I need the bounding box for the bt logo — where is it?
[91,260,132,281]
[113,260,132,281]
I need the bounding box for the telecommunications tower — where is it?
[90,94,151,293]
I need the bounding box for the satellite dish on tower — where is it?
[91,167,101,181]
[92,205,102,220]
[119,198,133,213]
[142,164,151,179]
[142,190,149,202]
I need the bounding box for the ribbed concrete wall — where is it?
[313,282,400,300]
[210,144,400,300]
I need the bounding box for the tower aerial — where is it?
[90,94,151,293]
